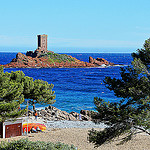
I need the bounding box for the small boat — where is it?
[23,123,46,132]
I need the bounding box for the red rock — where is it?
[89,56,94,63]
[3,51,116,68]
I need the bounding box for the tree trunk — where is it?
[33,101,35,111]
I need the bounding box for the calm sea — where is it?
[0,52,132,113]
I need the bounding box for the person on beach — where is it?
[23,128,27,135]
[79,114,82,121]
[36,126,42,132]
[34,111,38,120]
[18,106,21,111]
[31,126,37,133]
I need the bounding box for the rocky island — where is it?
[3,34,116,68]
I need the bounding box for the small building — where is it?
[0,119,23,138]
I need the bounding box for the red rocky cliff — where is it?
[89,56,115,66]
[3,52,116,68]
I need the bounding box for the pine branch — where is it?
[133,126,150,135]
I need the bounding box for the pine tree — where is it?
[24,79,56,111]
[0,66,26,122]
[6,68,56,111]
[88,39,150,147]
[0,66,56,121]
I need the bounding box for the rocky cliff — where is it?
[3,51,116,68]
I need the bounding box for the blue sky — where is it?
[0,0,150,53]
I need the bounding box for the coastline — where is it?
[3,64,124,69]
[1,52,149,149]
[27,105,94,122]
[26,116,108,129]
[1,113,150,150]
[15,116,149,150]
[2,51,117,68]
[1,126,149,150]
[1,53,131,114]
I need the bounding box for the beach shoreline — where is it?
[26,115,108,129]
[0,127,149,150]
[1,117,149,150]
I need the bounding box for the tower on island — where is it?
[37,34,48,52]
[26,34,49,58]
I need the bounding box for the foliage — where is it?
[0,66,55,121]
[47,52,75,63]
[132,38,150,69]
[48,58,55,65]
[25,79,56,110]
[88,38,150,147]
[0,66,26,122]
[0,138,77,150]
[6,67,55,111]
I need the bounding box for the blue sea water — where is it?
[0,52,132,113]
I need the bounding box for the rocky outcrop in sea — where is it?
[2,50,116,68]
[89,56,114,66]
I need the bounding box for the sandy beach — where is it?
[0,118,150,150]
[0,128,150,150]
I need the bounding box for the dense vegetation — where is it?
[88,38,150,147]
[40,52,75,64]
[0,66,55,121]
[0,67,26,121]
[0,138,77,150]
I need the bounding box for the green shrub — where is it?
[47,53,75,63]
[48,58,55,64]
[0,138,77,150]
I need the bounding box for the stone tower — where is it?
[37,34,48,52]
[26,34,49,58]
